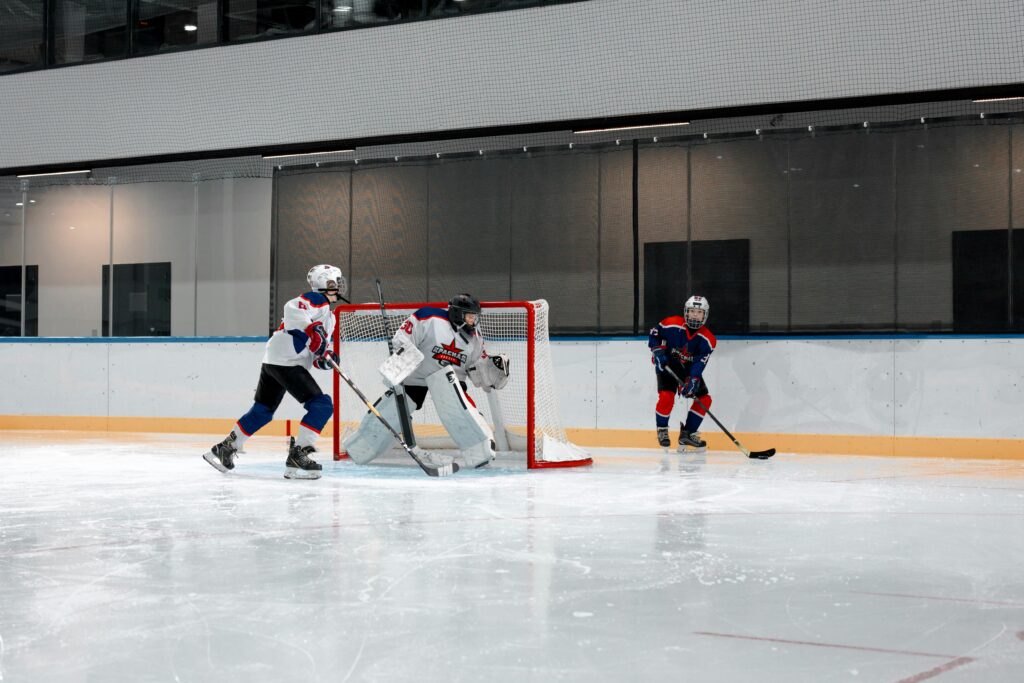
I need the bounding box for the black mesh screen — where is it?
[274,119,1024,335]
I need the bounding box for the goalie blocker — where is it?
[344,366,497,469]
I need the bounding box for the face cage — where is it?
[685,307,707,329]
[451,307,481,331]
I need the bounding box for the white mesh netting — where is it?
[332,299,589,468]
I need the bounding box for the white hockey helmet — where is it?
[684,295,709,330]
[307,264,346,297]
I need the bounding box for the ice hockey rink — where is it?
[1,432,1021,683]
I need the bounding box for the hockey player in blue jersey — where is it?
[203,264,345,480]
[648,295,716,451]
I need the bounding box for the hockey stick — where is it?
[327,357,458,477]
[662,366,775,460]
[375,279,418,448]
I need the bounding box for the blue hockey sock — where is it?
[297,394,333,447]
[236,401,275,441]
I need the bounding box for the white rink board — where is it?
[709,339,898,436]
[894,338,1024,438]
[0,338,1022,439]
[0,343,109,416]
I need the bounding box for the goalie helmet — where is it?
[684,295,710,330]
[448,293,482,334]
[306,264,346,297]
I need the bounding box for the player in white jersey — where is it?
[343,293,510,470]
[203,264,345,480]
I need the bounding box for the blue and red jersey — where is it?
[648,315,717,378]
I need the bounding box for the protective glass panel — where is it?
[274,169,350,328]
[0,185,26,335]
[597,147,633,334]
[351,165,427,303]
[509,151,600,334]
[24,184,111,336]
[789,131,896,332]
[1013,125,1024,332]
[111,183,197,335]
[692,139,789,332]
[637,144,687,331]
[895,125,1010,332]
[427,157,512,303]
[197,177,272,335]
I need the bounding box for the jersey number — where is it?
[297,301,308,310]
[401,320,413,334]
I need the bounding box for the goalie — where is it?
[343,293,510,470]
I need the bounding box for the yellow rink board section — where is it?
[0,415,1022,459]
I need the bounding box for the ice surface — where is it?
[0,432,1022,682]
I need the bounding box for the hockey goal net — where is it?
[331,299,591,469]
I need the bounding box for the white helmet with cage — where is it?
[306,264,347,297]
[684,295,710,330]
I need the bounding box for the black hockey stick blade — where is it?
[747,448,776,460]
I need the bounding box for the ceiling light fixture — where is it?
[17,169,91,178]
[972,96,1024,103]
[262,149,355,160]
[574,122,689,134]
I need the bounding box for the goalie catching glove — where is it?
[467,354,510,391]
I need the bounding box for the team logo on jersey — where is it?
[432,338,467,367]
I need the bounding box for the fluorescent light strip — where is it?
[972,96,1024,103]
[262,149,355,160]
[574,122,690,134]
[17,169,91,178]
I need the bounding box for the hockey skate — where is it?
[203,432,238,473]
[677,428,707,453]
[657,427,671,449]
[284,437,323,480]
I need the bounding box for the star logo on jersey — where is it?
[431,338,468,367]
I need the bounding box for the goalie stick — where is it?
[327,357,458,477]
[663,366,775,460]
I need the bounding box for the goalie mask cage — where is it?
[331,299,591,469]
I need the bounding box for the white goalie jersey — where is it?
[263,292,336,368]
[392,306,485,386]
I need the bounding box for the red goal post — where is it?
[331,299,591,469]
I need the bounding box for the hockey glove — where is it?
[652,347,669,373]
[680,375,701,398]
[313,350,338,371]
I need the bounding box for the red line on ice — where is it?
[893,656,975,683]
[692,631,956,658]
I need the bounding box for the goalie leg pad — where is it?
[343,390,411,465]
[425,367,494,451]
[454,439,496,469]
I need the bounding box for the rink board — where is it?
[0,336,1021,458]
